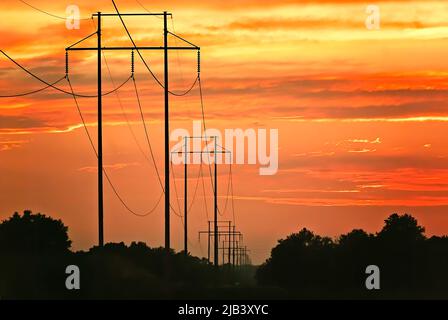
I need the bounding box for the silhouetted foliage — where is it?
[0,210,255,299]
[256,213,448,298]
[71,242,220,299]
[3,210,448,299]
[0,210,71,253]
[0,210,72,299]
[258,228,335,290]
[378,213,425,244]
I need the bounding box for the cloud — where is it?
[283,154,448,171]
[0,139,29,151]
[348,148,377,153]
[233,194,448,207]
[0,115,47,129]
[78,162,140,173]
[221,18,438,31]
[0,0,415,12]
[269,100,448,120]
[294,151,335,157]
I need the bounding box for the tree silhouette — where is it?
[339,229,373,248]
[257,228,334,290]
[377,213,425,243]
[256,213,448,298]
[375,214,426,292]
[337,229,375,290]
[0,210,72,299]
[0,210,71,253]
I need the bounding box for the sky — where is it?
[1,0,448,264]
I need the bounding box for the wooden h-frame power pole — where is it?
[173,136,231,263]
[66,10,199,249]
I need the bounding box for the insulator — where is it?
[131,50,135,74]
[65,51,69,75]
[197,50,201,74]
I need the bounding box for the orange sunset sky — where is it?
[1,0,448,264]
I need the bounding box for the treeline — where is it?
[0,210,253,299]
[2,210,448,299]
[256,213,448,298]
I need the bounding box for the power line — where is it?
[111,1,199,96]
[0,50,131,98]
[134,0,163,19]
[102,50,151,163]
[103,4,183,219]
[196,72,239,245]
[220,162,233,216]
[197,79,234,222]
[131,76,165,190]
[91,17,155,168]
[104,171,163,217]
[132,79,182,217]
[200,163,210,221]
[169,76,199,96]
[168,17,200,96]
[18,0,91,20]
[67,75,162,217]
[230,163,236,225]
[132,76,185,217]
[170,160,183,218]
[0,75,66,97]
[111,1,164,88]
[188,162,203,213]
[215,144,233,217]
[98,18,197,217]
[198,76,217,203]
[170,16,185,87]
[167,26,199,96]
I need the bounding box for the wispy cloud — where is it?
[348,148,377,153]
[78,162,141,173]
[0,139,29,151]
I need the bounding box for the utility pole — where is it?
[242,247,251,266]
[236,241,239,266]
[181,137,230,266]
[214,137,218,267]
[66,11,199,250]
[222,240,225,265]
[183,137,188,254]
[97,12,104,247]
[163,11,170,252]
[199,223,241,266]
[228,221,231,265]
[208,221,211,262]
[232,225,236,267]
